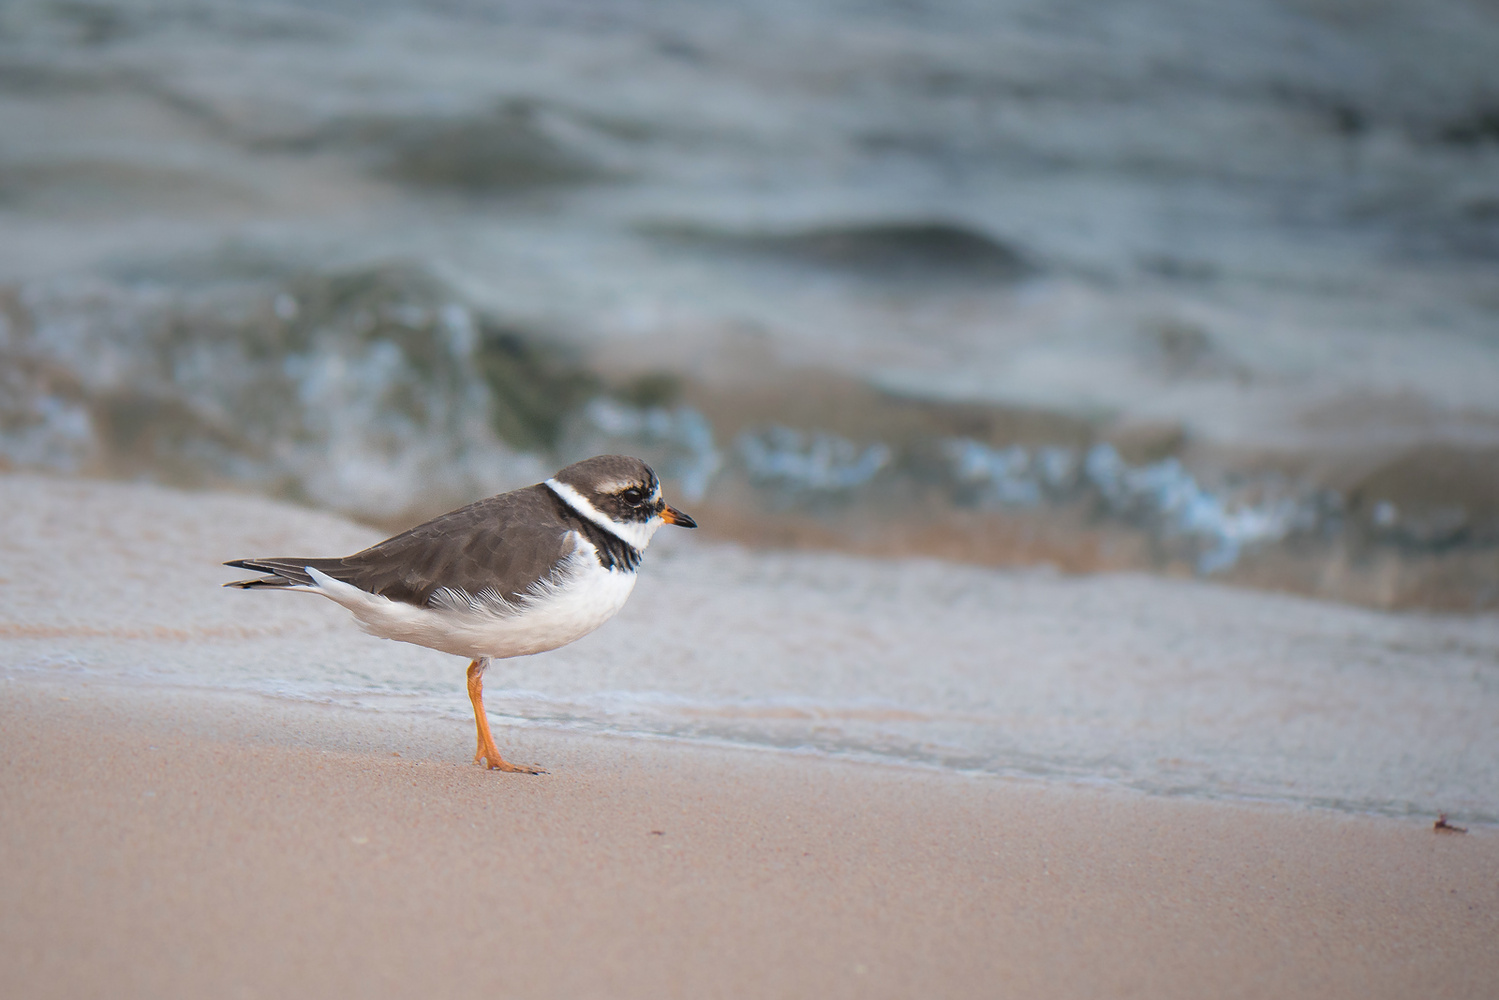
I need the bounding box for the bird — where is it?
[224,455,696,773]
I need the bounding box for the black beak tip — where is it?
[675,511,698,529]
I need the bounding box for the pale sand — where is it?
[5,472,1497,820]
[2,678,1494,1000]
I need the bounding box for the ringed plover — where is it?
[225,455,696,773]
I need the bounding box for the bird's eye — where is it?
[621,488,644,507]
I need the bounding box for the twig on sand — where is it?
[1434,813,1468,834]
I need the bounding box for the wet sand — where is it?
[2,678,1495,1000]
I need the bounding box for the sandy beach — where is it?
[4,2,1499,994]
[2,473,1497,998]
[2,677,1495,1000]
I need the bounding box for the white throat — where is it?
[546,478,662,552]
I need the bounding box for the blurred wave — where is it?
[1,267,567,517]
[1,0,1497,607]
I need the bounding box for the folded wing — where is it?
[224,485,576,607]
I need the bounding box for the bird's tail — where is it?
[222,557,345,589]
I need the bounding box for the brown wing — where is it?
[225,485,578,606]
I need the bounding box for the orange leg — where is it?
[466,658,544,774]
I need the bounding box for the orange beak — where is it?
[659,504,697,528]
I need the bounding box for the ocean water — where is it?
[3,474,1497,825]
[1,0,1497,602]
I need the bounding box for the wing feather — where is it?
[223,485,577,606]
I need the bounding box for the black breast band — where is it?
[547,490,643,572]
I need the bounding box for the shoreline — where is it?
[9,667,1490,831]
[4,676,1496,1000]
[4,469,1497,827]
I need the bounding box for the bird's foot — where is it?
[475,749,547,774]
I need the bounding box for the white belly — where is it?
[301,536,638,660]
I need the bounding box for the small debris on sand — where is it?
[1434,813,1468,834]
